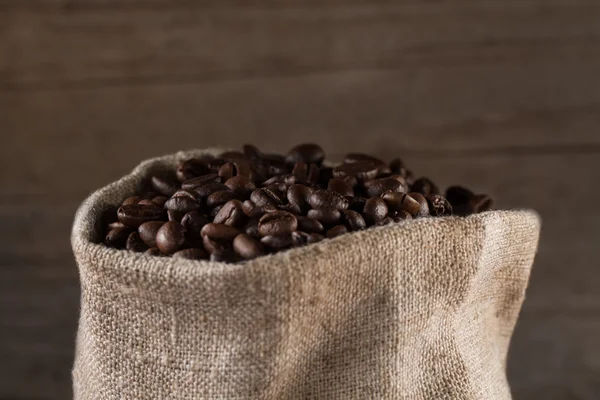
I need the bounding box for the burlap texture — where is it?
[71,149,540,400]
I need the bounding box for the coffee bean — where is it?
[243,144,263,161]
[201,223,241,241]
[407,192,429,217]
[210,250,241,263]
[156,221,186,254]
[107,221,128,230]
[213,200,246,227]
[206,191,239,208]
[411,177,439,196]
[296,216,324,233]
[210,205,223,218]
[381,192,421,217]
[364,178,405,197]
[122,196,142,206]
[164,196,201,213]
[250,188,283,208]
[225,176,256,198]
[308,164,320,185]
[389,210,412,222]
[426,194,452,217]
[117,204,166,228]
[242,200,265,218]
[307,207,341,227]
[138,221,164,248]
[348,197,367,212]
[171,189,200,200]
[292,162,308,183]
[262,174,296,187]
[319,167,334,185]
[104,227,130,248]
[151,196,168,207]
[327,178,354,197]
[285,143,325,165]
[471,194,493,213]
[181,174,221,190]
[263,182,288,199]
[268,161,290,176]
[333,161,379,183]
[151,175,178,197]
[126,231,148,252]
[307,233,325,244]
[342,210,366,231]
[194,182,230,199]
[233,234,266,259]
[137,199,157,206]
[244,218,261,238]
[218,163,235,180]
[233,159,252,178]
[376,217,394,226]
[363,197,388,225]
[167,209,185,223]
[327,225,348,239]
[202,235,233,254]
[280,202,303,215]
[308,189,349,211]
[177,159,210,182]
[173,248,209,260]
[145,247,162,256]
[258,211,298,237]
[344,153,385,166]
[181,211,208,238]
[287,184,313,213]
[260,233,294,250]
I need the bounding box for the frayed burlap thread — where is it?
[72,149,540,400]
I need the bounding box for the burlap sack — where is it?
[72,149,540,400]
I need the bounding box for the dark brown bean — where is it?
[307,233,325,244]
[233,159,252,178]
[167,209,185,223]
[151,175,178,197]
[307,164,320,185]
[122,196,142,206]
[296,216,324,233]
[224,176,256,198]
[206,158,227,173]
[177,159,210,182]
[164,196,201,213]
[250,187,283,208]
[200,223,241,241]
[279,202,303,215]
[408,192,429,217]
[181,211,208,238]
[126,232,148,252]
[285,143,325,165]
[244,218,261,239]
[376,216,394,226]
[260,233,294,250]
[307,207,342,227]
[218,163,235,180]
[194,182,230,199]
[145,247,162,256]
[206,191,239,208]
[137,199,157,206]
[138,221,164,248]
[108,221,128,230]
[319,167,334,185]
[263,182,288,198]
[210,250,241,263]
[364,178,406,198]
[156,221,186,254]
[342,210,366,231]
[243,144,263,160]
[332,161,379,183]
[471,194,493,213]
[286,184,313,212]
[363,197,388,225]
[202,235,233,254]
[348,197,367,212]
[258,211,298,237]
[233,234,266,260]
[327,178,354,197]
[262,174,296,187]
[381,192,421,217]
[344,153,385,165]
[389,210,412,222]
[327,225,348,239]
[411,177,439,196]
[308,189,349,211]
[173,248,209,260]
[292,162,308,183]
[213,200,246,227]
[117,204,166,228]
[242,200,266,218]
[426,194,453,217]
[151,196,168,207]
[104,227,130,248]
[181,174,221,190]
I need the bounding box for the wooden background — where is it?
[1,0,599,398]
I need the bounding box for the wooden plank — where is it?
[1,2,600,89]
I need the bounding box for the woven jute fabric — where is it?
[71,149,541,400]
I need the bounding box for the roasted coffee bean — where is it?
[151,175,178,197]
[171,189,199,200]
[194,182,230,199]
[244,218,261,238]
[126,231,148,252]
[122,196,142,206]
[243,144,263,161]
[471,194,493,213]
[138,221,164,248]
[426,194,453,217]
[296,216,324,233]
[389,210,412,222]
[219,150,245,161]
[262,174,296,187]
[411,177,439,196]
[250,188,283,208]
[242,200,267,218]
[280,202,303,215]
[308,189,349,211]
[332,161,379,183]
[258,211,298,237]
[225,176,256,198]
[151,196,168,207]
[261,233,294,250]
[233,234,265,259]
[292,162,308,183]
[108,221,128,230]
[210,205,223,218]
[376,216,394,226]
[210,250,241,263]
[201,223,241,241]
[137,199,157,206]
[213,200,246,227]
[202,235,233,254]
[344,153,385,165]
[104,227,130,248]
[319,167,334,185]
[287,184,313,212]
[263,182,288,199]
[181,211,208,238]
[291,231,311,246]
[181,174,221,190]
[164,196,201,213]
[173,248,209,260]
[445,186,492,216]
[342,210,366,231]
[156,221,186,254]
[167,209,185,223]
[177,159,210,182]
[307,233,325,244]
[327,178,354,197]
[307,164,320,185]
[145,247,162,256]
[206,191,239,208]
[307,207,341,227]
[327,225,348,239]
[207,158,227,173]
[268,162,290,176]
[348,197,367,212]
[363,197,388,225]
[364,178,406,197]
[407,192,429,217]
[381,192,421,217]
[389,158,407,175]
[117,204,166,228]
[285,143,325,165]
[233,159,252,178]
[218,163,235,180]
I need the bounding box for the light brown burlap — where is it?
[71,149,540,400]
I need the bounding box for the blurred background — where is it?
[1,0,599,399]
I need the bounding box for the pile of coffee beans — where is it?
[103,144,492,262]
